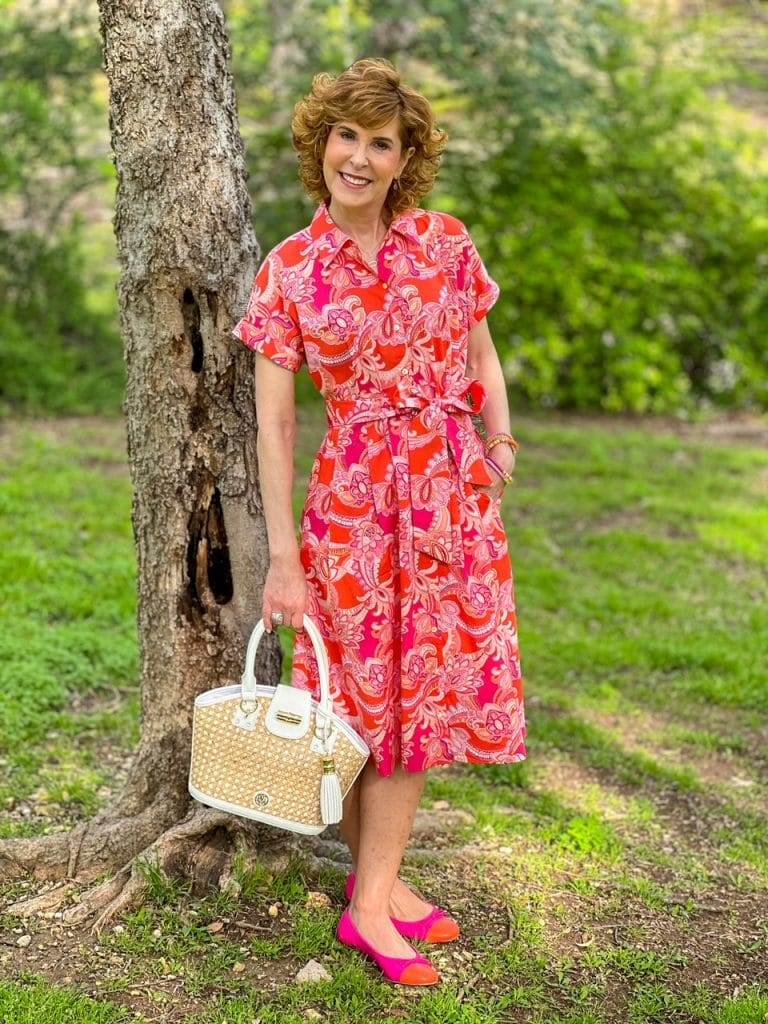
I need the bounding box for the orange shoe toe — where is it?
[398,961,440,985]
[425,915,461,943]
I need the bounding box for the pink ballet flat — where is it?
[345,871,461,943]
[336,907,440,985]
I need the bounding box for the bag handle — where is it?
[240,614,333,733]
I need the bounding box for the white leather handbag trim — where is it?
[264,683,312,739]
[188,782,326,835]
[192,683,367,754]
[232,703,260,731]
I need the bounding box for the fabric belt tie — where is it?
[324,377,496,572]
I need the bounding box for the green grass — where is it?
[0,420,138,828]
[0,976,147,1022]
[1,406,767,1023]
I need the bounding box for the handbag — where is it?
[188,613,370,835]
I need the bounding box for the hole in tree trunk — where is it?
[182,288,204,373]
[184,480,233,618]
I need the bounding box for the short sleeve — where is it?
[231,249,305,373]
[456,226,500,323]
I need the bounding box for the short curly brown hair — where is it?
[291,58,448,219]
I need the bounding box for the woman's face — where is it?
[322,116,414,218]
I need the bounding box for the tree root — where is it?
[0,796,183,886]
[4,880,78,917]
[4,804,301,936]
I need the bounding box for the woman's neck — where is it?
[327,198,389,247]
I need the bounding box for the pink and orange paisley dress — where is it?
[232,198,527,777]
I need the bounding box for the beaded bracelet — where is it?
[485,431,520,456]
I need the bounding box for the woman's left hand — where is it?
[475,478,506,503]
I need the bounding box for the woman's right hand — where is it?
[262,555,308,632]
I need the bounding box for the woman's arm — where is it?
[466,317,516,477]
[254,352,301,564]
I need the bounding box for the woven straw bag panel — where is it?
[190,696,367,827]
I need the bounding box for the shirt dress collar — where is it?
[309,198,421,268]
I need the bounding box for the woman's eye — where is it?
[338,130,389,150]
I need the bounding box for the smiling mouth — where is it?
[339,171,372,187]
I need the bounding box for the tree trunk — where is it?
[0,0,299,930]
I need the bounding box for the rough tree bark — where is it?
[0,0,298,930]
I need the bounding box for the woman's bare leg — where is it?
[345,759,428,957]
[338,762,434,922]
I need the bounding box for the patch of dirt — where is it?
[536,723,768,888]
[536,408,768,446]
[0,415,126,454]
[0,891,311,1023]
[2,691,136,835]
[577,704,768,812]
[414,819,768,1019]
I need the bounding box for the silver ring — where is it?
[271,611,284,625]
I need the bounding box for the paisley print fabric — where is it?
[232,198,527,777]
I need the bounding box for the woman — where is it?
[232,58,527,986]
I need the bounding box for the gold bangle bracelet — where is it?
[484,453,515,486]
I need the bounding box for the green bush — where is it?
[430,0,768,413]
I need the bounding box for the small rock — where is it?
[223,879,242,898]
[305,891,331,909]
[267,904,280,918]
[16,935,32,948]
[294,959,332,984]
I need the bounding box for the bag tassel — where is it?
[320,757,343,824]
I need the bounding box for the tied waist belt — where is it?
[323,378,496,571]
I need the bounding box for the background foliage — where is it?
[1,0,766,417]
